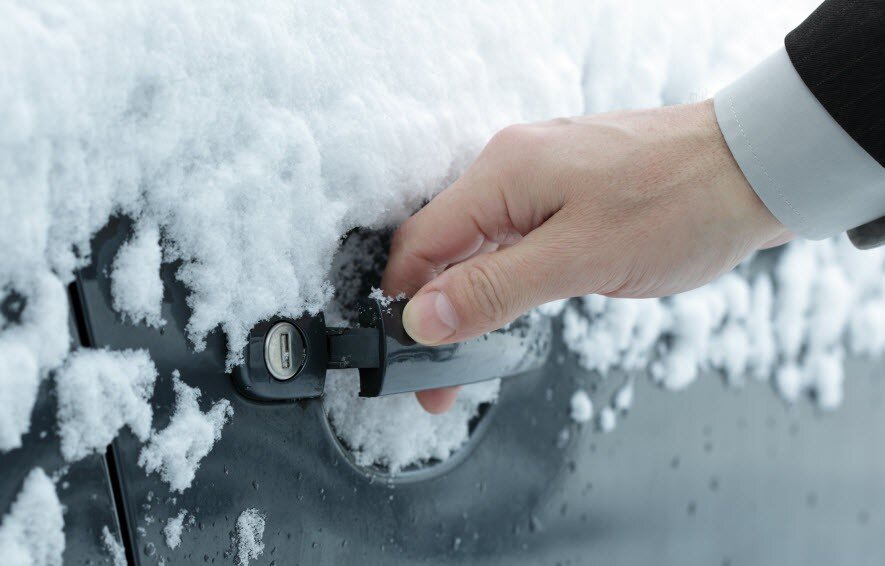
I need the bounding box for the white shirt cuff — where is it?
[714,48,885,240]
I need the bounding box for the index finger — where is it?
[381,176,519,297]
[381,175,518,414]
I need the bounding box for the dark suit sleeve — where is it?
[785,0,885,248]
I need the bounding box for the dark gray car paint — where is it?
[0,308,125,564]
[5,215,883,565]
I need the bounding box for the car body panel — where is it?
[6,216,881,564]
[0,309,125,564]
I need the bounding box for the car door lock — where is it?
[232,298,551,402]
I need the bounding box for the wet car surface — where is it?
[2,217,883,565]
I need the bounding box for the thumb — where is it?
[402,220,567,345]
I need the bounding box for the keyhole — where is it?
[280,332,291,369]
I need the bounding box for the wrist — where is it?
[695,99,790,249]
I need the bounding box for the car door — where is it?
[54,216,885,565]
[0,296,125,565]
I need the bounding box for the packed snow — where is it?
[234,508,265,566]
[55,348,157,462]
[0,338,41,453]
[563,239,885,422]
[0,0,881,539]
[163,509,187,549]
[101,526,126,566]
[613,382,634,412]
[0,273,68,452]
[569,390,593,424]
[0,0,820,455]
[138,372,233,492]
[0,468,65,566]
[324,370,500,473]
[598,407,617,433]
[110,221,166,328]
[567,381,633,433]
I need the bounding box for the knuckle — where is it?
[489,124,534,150]
[485,124,541,186]
[462,261,509,326]
[544,116,575,128]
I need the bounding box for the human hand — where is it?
[381,100,790,413]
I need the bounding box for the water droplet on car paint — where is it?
[556,428,570,449]
[806,492,818,508]
[143,542,156,557]
[529,515,544,533]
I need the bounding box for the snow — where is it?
[535,299,569,318]
[775,364,803,404]
[0,0,818,456]
[0,0,879,499]
[163,509,187,549]
[0,273,68,452]
[368,288,405,310]
[746,274,777,381]
[55,348,157,462]
[325,369,500,473]
[849,299,885,356]
[0,468,65,566]
[563,297,666,375]
[101,526,126,566]
[569,390,593,424]
[138,372,233,492]
[598,407,617,433]
[110,221,165,328]
[805,351,844,411]
[234,508,265,566]
[563,238,885,419]
[613,382,634,412]
[0,339,40,452]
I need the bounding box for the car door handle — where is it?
[232,298,552,402]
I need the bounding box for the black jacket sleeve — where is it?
[785,0,884,166]
[785,0,884,248]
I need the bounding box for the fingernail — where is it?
[403,291,459,345]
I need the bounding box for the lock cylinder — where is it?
[263,321,306,380]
